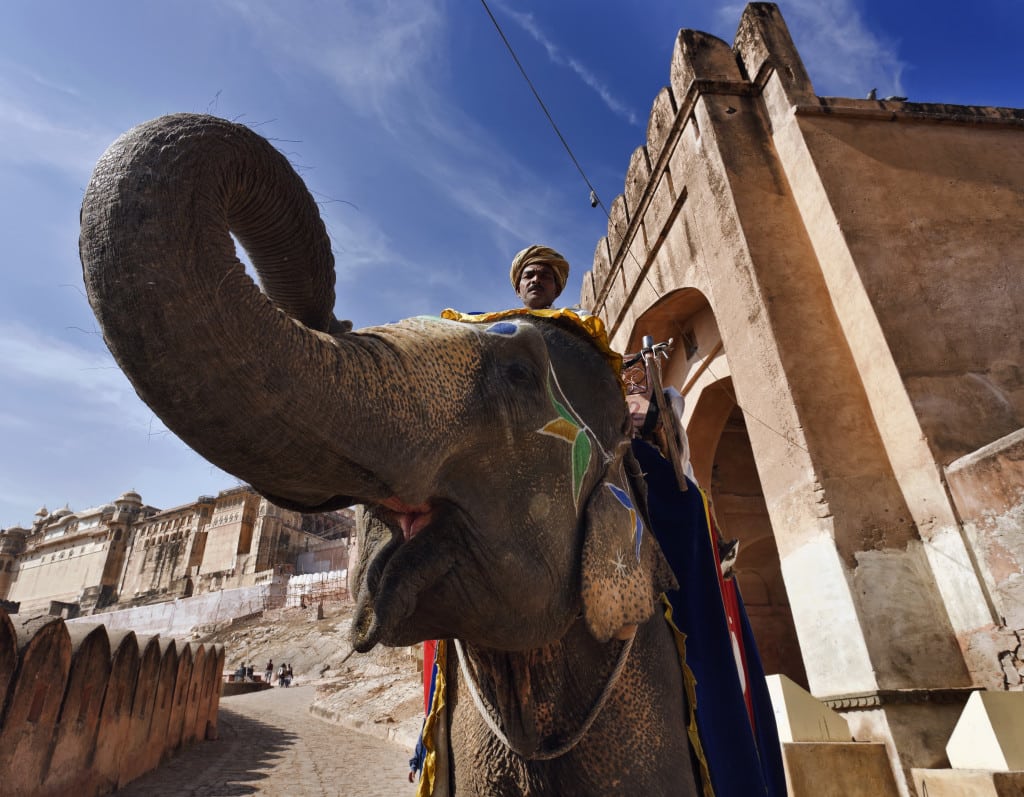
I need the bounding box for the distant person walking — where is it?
[265,659,274,683]
[277,664,286,687]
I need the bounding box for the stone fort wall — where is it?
[71,581,278,639]
[0,608,223,797]
[69,567,353,638]
[578,2,1024,790]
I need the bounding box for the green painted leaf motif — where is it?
[572,431,593,505]
[546,375,577,425]
[554,398,576,425]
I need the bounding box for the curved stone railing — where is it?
[0,608,223,796]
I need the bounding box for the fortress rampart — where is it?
[0,608,223,796]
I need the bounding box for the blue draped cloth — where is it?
[633,439,787,797]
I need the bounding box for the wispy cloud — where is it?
[7,60,81,99]
[224,0,443,125]
[418,153,557,242]
[717,0,905,99]
[0,322,157,431]
[0,93,115,177]
[0,319,236,525]
[317,202,411,283]
[497,6,640,126]
[225,0,568,256]
[0,411,31,431]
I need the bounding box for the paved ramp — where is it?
[116,684,413,796]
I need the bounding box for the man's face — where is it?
[517,263,560,309]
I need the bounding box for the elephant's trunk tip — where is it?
[351,590,382,653]
[329,316,353,336]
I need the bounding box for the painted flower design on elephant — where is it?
[483,320,519,336]
[537,367,599,509]
[605,481,644,562]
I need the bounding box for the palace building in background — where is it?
[0,486,353,618]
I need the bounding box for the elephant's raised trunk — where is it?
[80,114,399,510]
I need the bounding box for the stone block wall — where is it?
[0,608,223,796]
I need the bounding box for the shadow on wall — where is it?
[0,607,224,797]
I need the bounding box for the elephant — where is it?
[80,114,704,796]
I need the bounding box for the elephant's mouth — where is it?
[351,499,458,653]
[379,496,435,541]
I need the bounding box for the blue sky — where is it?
[1,0,1020,527]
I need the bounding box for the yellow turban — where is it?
[509,245,570,294]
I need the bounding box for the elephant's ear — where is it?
[580,448,677,643]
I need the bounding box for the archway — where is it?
[631,288,808,688]
[693,391,808,688]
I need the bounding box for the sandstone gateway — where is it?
[577,2,1023,793]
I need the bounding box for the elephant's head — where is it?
[80,114,675,655]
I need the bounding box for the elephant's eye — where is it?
[504,361,536,388]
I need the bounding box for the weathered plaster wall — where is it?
[199,490,258,576]
[119,537,194,602]
[946,429,1024,675]
[0,608,222,796]
[201,522,247,574]
[119,501,211,603]
[752,9,1022,688]
[8,542,113,610]
[794,112,1024,465]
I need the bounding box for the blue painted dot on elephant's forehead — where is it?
[486,321,520,336]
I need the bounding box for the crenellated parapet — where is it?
[584,3,817,344]
[0,607,223,796]
[584,1,1024,350]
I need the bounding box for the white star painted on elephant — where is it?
[613,549,629,577]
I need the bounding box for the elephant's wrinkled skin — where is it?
[80,114,700,796]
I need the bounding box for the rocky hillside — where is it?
[196,600,425,750]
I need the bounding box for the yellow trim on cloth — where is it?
[440,307,623,385]
[417,639,449,797]
[662,595,717,797]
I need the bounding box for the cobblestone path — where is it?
[117,685,415,796]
